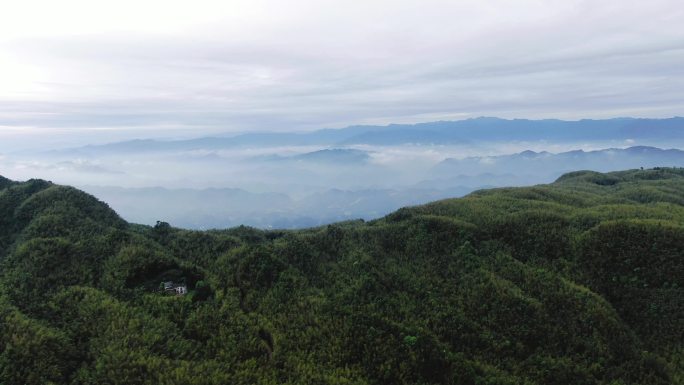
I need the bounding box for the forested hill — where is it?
[0,169,683,385]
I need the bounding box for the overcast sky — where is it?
[1,0,683,148]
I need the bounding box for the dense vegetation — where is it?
[0,169,682,385]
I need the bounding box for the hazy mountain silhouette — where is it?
[55,117,684,155]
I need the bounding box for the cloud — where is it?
[0,0,683,149]
[53,160,124,174]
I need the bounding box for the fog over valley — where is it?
[2,117,684,228]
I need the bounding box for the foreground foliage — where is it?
[0,169,682,384]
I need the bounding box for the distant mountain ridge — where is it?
[434,145,684,177]
[55,117,684,154]
[254,148,371,164]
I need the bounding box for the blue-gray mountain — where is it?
[52,117,684,154]
[433,146,684,181]
[253,149,371,164]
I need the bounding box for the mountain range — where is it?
[51,117,684,155]
[433,145,684,178]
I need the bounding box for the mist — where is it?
[2,117,684,229]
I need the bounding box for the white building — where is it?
[162,281,187,296]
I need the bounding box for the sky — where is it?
[0,0,683,149]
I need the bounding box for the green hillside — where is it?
[0,169,682,385]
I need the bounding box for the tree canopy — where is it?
[0,168,682,384]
